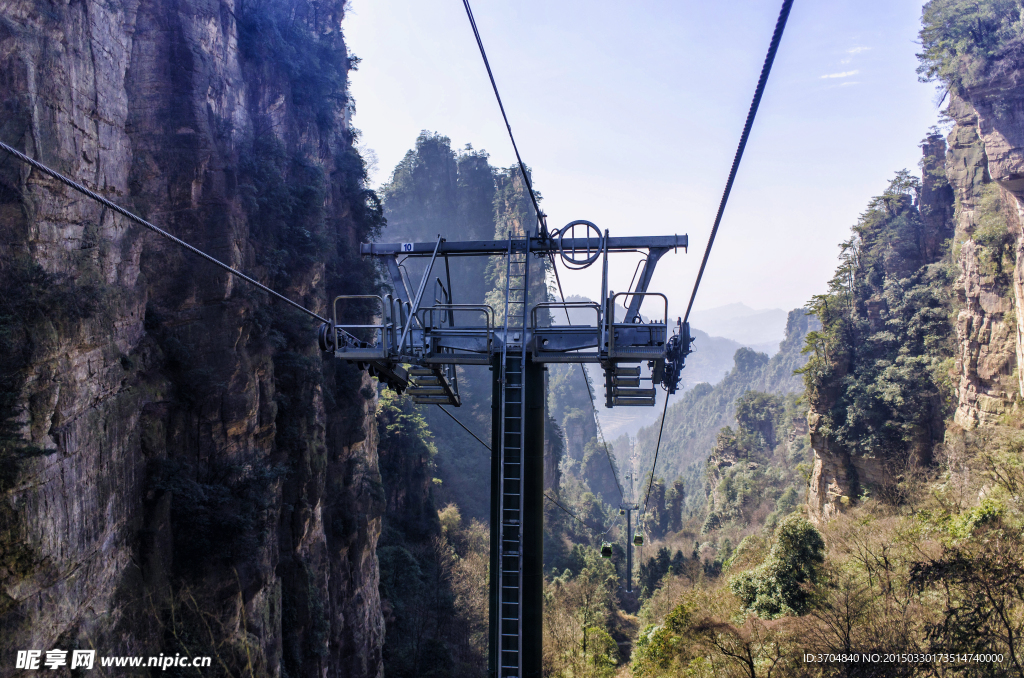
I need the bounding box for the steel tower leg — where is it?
[489,354,543,678]
[626,508,633,593]
[522,356,544,678]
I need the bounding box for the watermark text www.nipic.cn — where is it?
[16,650,213,670]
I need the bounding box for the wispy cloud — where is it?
[820,70,859,79]
[840,81,860,87]
[847,46,870,54]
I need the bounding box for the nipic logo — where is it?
[14,650,211,671]
[16,650,95,670]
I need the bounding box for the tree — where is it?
[735,392,783,450]
[543,554,618,677]
[729,516,825,618]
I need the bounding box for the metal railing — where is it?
[607,292,668,359]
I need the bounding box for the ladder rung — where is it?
[612,387,656,397]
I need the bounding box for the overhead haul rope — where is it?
[436,404,491,452]
[545,492,615,538]
[641,0,794,533]
[0,140,510,461]
[682,0,794,325]
[640,394,671,520]
[463,0,622,503]
[460,0,545,228]
[0,140,328,324]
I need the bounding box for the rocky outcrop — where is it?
[805,135,955,522]
[965,75,1024,414]
[946,95,1019,428]
[0,1,384,676]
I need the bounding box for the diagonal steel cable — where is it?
[461,0,545,228]
[0,140,328,323]
[683,0,795,324]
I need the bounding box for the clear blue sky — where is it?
[344,0,941,317]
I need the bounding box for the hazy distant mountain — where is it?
[688,302,788,348]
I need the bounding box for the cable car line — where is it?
[682,0,794,325]
[0,140,329,325]
[544,493,614,538]
[460,0,545,228]
[640,392,671,523]
[436,404,492,452]
[636,0,794,539]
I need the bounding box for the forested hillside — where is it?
[630,309,816,515]
[625,3,1024,676]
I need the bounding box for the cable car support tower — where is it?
[319,223,692,678]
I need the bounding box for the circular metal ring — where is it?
[558,220,604,268]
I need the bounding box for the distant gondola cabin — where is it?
[600,541,613,558]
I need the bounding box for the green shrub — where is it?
[728,515,825,618]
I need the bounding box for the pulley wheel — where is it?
[557,220,604,268]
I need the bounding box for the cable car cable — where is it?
[682,0,794,325]
[436,404,491,452]
[639,392,671,524]
[460,0,544,228]
[0,140,328,325]
[544,493,616,538]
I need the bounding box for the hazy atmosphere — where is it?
[346,0,941,315]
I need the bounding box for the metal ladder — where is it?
[498,235,528,677]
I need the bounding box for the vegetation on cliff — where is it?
[918,0,1024,95]
[802,168,955,478]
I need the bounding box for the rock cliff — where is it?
[946,94,1020,428]
[0,1,385,675]
[804,137,955,521]
[806,69,1024,519]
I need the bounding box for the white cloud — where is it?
[820,70,859,79]
[847,46,871,54]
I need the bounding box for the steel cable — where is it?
[682,0,795,324]
[545,493,616,538]
[640,392,671,525]
[460,0,545,229]
[436,404,492,452]
[0,140,328,324]
[548,253,626,504]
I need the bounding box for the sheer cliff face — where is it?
[0,1,384,676]
[806,72,1024,520]
[947,93,1020,428]
[948,71,1024,427]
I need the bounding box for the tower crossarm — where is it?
[360,234,687,257]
